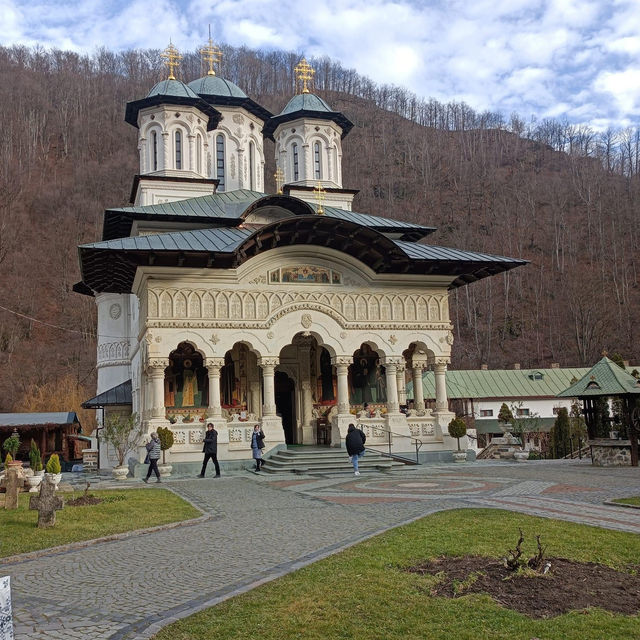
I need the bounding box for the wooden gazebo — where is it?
[557,357,640,467]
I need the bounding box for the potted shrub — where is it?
[45,453,63,489]
[26,440,44,492]
[3,432,21,466]
[100,413,140,480]
[156,426,174,478]
[448,417,467,463]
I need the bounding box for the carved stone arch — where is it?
[380,296,392,321]
[355,295,367,320]
[229,292,242,319]
[350,337,388,359]
[159,291,172,318]
[282,292,295,304]
[416,296,428,321]
[270,293,283,313]
[429,297,440,321]
[169,337,210,360]
[216,124,242,148]
[243,292,256,319]
[405,297,417,321]
[438,295,448,321]
[368,296,380,321]
[148,291,159,317]
[202,292,215,318]
[188,291,202,318]
[343,295,355,320]
[392,296,404,320]
[174,292,187,318]
[256,293,269,318]
[216,292,229,318]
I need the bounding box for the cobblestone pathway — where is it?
[5,459,640,639]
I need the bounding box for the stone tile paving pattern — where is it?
[3,459,640,639]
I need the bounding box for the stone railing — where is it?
[407,415,439,441]
[228,416,261,451]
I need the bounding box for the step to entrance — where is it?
[262,446,409,475]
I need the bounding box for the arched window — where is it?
[249,141,255,190]
[196,133,202,175]
[216,134,225,191]
[292,142,299,181]
[314,141,322,179]
[175,130,182,169]
[151,131,158,171]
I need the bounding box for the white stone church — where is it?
[76,43,524,470]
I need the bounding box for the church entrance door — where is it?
[275,371,296,444]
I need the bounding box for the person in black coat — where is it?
[198,423,221,478]
[345,423,366,476]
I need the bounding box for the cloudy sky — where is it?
[3,0,640,128]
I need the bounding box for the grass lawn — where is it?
[153,509,640,640]
[0,488,200,557]
[613,496,640,506]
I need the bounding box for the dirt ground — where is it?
[407,555,640,618]
[66,494,103,506]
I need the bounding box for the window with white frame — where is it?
[292,142,299,180]
[516,408,530,416]
[479,409,493,417]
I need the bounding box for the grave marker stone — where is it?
[29,476,63,528]
[3,469,23,510]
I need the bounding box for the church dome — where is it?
[188,75,248,99]
[147,78,200,99]
[279,93,332,115]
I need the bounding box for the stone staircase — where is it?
[262,446,411,475]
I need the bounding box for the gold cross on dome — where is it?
[294,57,315,94]
[313,181,325,214]
[274,166,285,194]
[200,26,222,76]
[162,41,182,80]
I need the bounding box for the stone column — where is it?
[299,343,314,444]
[412,364,425,412]
[139,137,146,173]
[237,149,245,189]
[383,358,401,414]
[302,143,310,181]
[188,133,196,172]
[259,357,278,416]
[434,360,449,411]
[205,358,225,419]
[249,380,261,417]
[396,362,407,405]
[334,358,351,415]
[161,131,169,171]
[147,358,169,422]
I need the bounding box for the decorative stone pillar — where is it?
[396,362,407,405]
[139,137,146,173]
[412,364,425,413]
[237,149,245,189]
[147,358,169,423]
[188,133,196,172]
[259,357,278,416]
[302,143,310,180]
[299,343,314,444]
[326,143,333,183]
[249,380,261,417]
[434,360,449,411]
[382,357,402,414]
[161,131,169,171]
[205,358,225,419]
[331,356,353,448]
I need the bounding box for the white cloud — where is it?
[0,0,638,128]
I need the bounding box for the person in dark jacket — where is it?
[198,423,221,478]
[251,424,266,471]
[143,432,162,483]
[345,423,366,475]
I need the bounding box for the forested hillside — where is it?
[1,44,639,413]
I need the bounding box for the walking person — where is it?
[198,423,221,478]
[345,423,366,476]
[251,424,266,471]
[143,432,162,483]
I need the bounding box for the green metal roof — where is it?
[557,357,640,397]
[188,76,247,98]
[82,380,132,408]
[411,367,591,400]
[147,79,199,99]
[280,93,332,115]
[474,417,557,434]
[0,412,80,427]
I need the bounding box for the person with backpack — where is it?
[345,423,366,476]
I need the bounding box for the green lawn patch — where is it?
[153,509,640,640]
[0,488,200,557]
[612,496,640,507]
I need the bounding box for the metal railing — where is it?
[356,423,423,464]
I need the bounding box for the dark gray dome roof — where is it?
[188,75,248,99]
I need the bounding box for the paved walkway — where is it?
[5,459,640,639]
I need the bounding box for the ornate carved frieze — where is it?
[147,288,449,327]
[97,340,130,363]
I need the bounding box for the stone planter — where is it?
[111,465,129,481]
[452,451,467,463]
[514,450,529,463]
[45,472,63,489]
[26,474,43,493]
[158,463,172,478]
